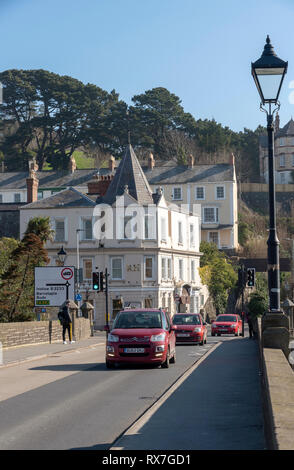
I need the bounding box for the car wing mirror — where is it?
[104,325,110,332]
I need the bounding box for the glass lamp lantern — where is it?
[251,35,288,105]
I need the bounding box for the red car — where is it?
[211,314,242,336]
[172,313,208,345]
[105,308,176,368]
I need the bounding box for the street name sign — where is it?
[35,266,75,307]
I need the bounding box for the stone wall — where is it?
[257,319,294,450]
[0,318,91,349]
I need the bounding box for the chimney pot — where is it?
[188,154,194,169]
[69,155,76,173]
[148,152,155,170]
[109,155,115,172]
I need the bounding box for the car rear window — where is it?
[172,314,201,325]
[113,311,162,329]
[216,315,236,322]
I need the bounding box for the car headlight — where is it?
[194,327,202,333]
[230,324,237,328]
[108,334,119,342]
[151,333,166,342]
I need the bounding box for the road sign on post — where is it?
[35,266,75,307]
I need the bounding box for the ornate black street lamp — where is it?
[251,36,289,352]
[57,245,67,266]
[252,35,287,312]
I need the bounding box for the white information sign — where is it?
[34,266,75,307]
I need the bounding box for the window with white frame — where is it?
[111,257,123,280]
[292,154,294,166]
[144,256,154,279]
[161,257,167,280]
[280,138,285,146]
[14,193,21,203]
[195,186,205,200]
[161,257,172,280]
[190,224,195,248]
[203,207,219,223]
[191,259,196,282]
[179,258,184,280]
[280,172,286,184]
[144,209,156,240]
[178,221,183,244]
[279,154,285,167]
[83,259,93,280]
[167,258,172,279]
[209,231,219,246]
[216,186,225,200]
[81,218,93,240]
[54,218,66,242]
[0,194,2,203]
[118,215,134,239]
[173,187,182,200]
[161,217,167,241]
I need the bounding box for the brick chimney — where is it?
[87,174,113,196]
[148,152,155,170]
[188,154,194,169]
[69,155,76,173]
[109,155,115,172]
[26,170,39,203]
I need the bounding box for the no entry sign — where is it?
[61,267,74,280]
[35,266,75,307]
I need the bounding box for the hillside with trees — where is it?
[0,69,265,181]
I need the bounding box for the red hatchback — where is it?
[105,308,176,368]
[172,313,207,345]
[211,314,242,336]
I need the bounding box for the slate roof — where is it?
[0,169,109,190]
[276,118,294,137]
[102,145,154,206]
[143,162,234,185]
[21,187,96,210]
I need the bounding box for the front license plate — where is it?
[177,333,190,337]
[124,348,145,353]
[220,329,227,332]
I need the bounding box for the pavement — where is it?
[0,331,106,368]
[111,335,266,450]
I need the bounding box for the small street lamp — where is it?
[251,36,289,351]
[57,245,67,266]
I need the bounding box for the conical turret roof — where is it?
[102,144,154,205]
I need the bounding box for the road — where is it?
[0,331,264,450]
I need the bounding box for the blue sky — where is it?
[1,0,294,132]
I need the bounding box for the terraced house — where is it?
[143,152,238,252]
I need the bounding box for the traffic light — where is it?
[238,267,245,288]
[247,268,255,287]
[92,272,100,291]
[99,271,105,292]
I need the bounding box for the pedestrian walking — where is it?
[247,312,254,339]
[58,300,75,344]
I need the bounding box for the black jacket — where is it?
[59,305,72,324]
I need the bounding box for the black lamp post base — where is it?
[262,311,290,356]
